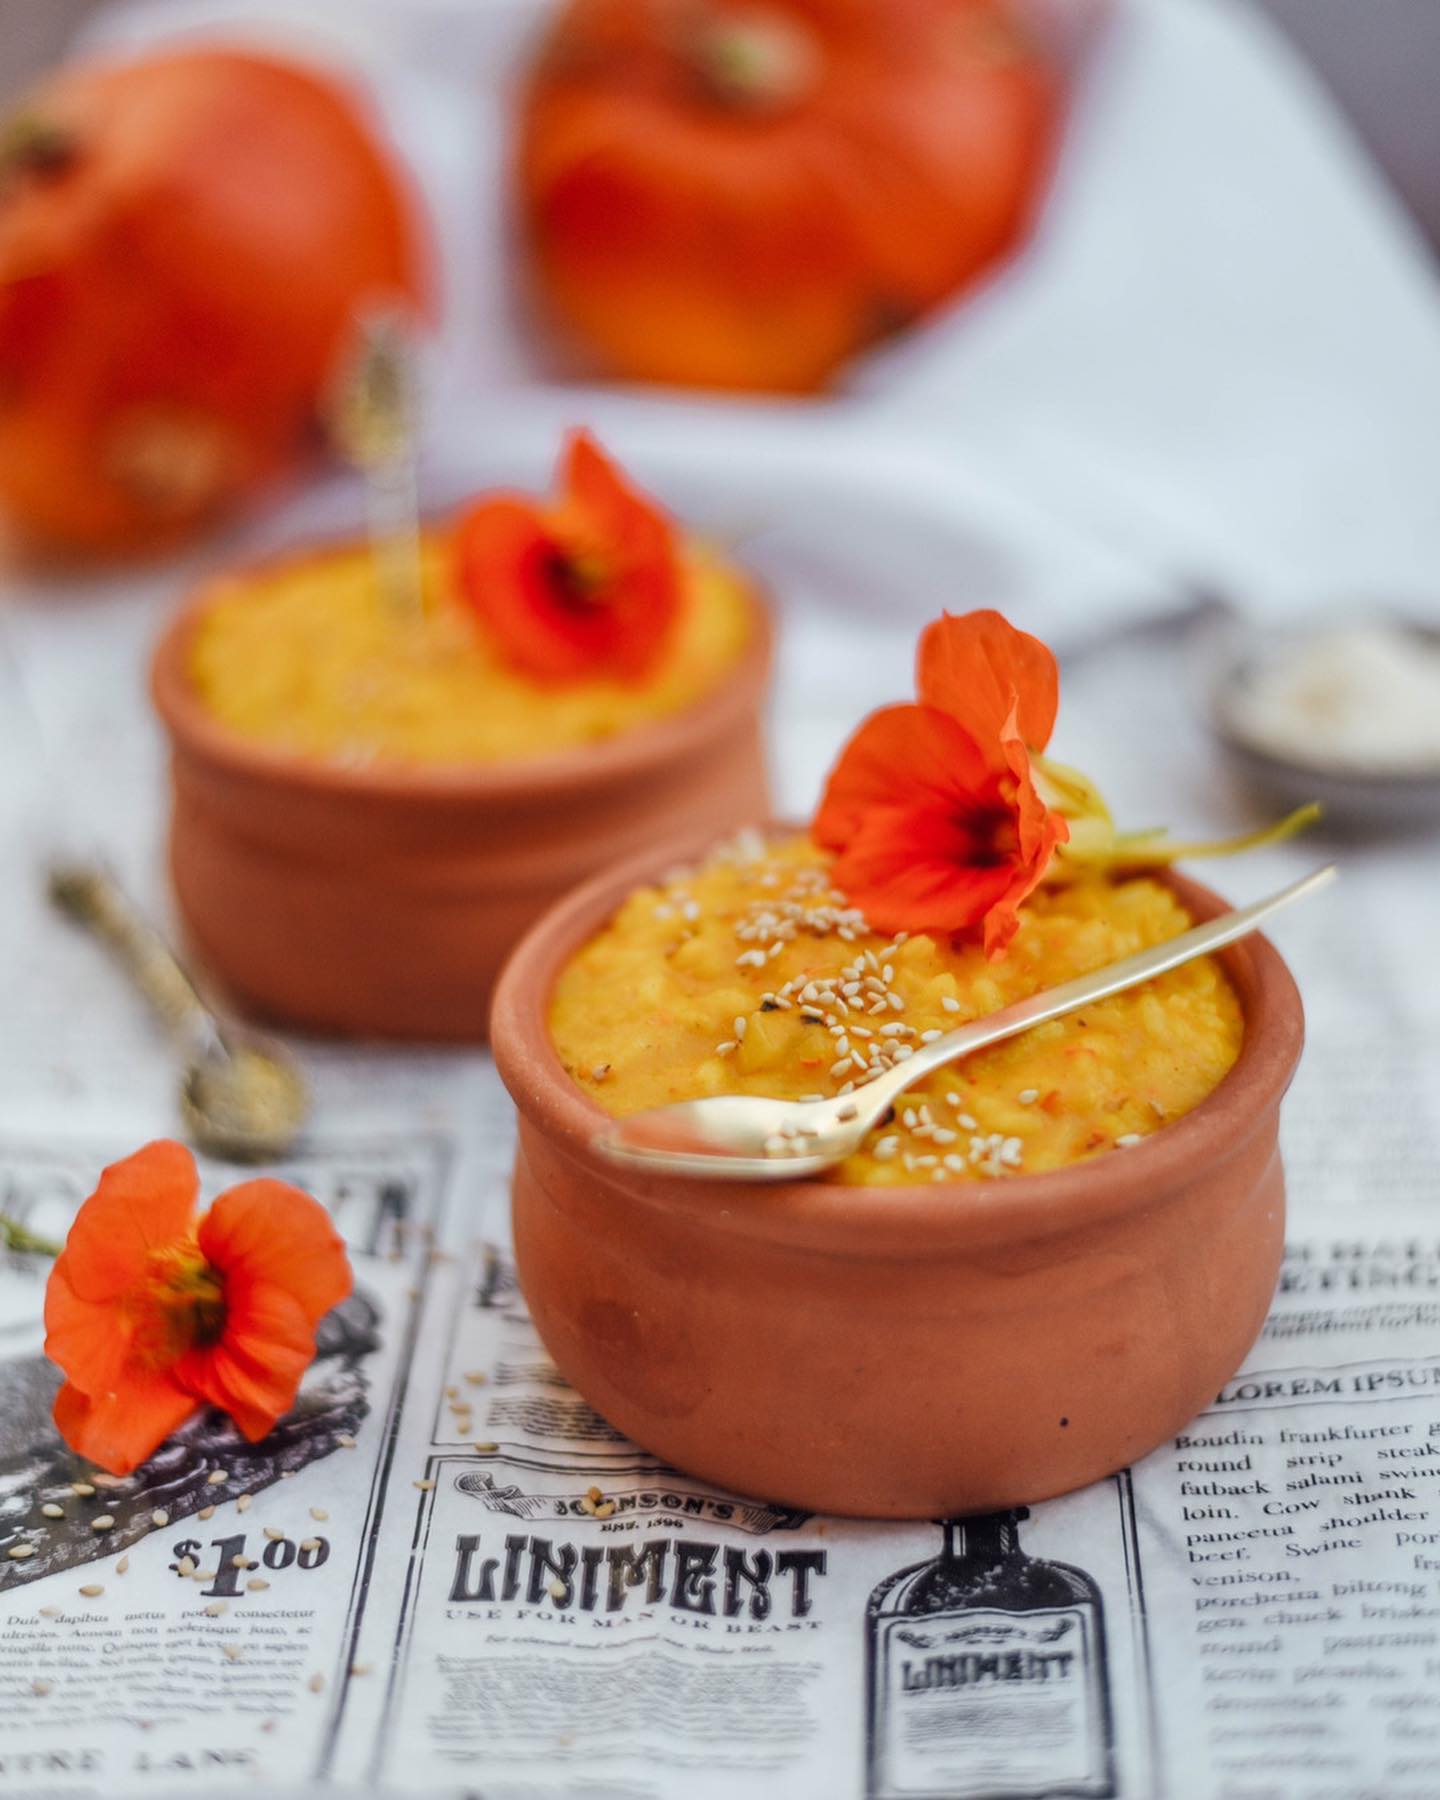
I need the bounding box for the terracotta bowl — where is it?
[491,834,1306,1519]
[150,574,772,1040]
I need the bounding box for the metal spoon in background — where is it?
[595,864,1335,1182]
[47,862,310,1162]
[325,304,426,626]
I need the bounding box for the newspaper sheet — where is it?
[3,489,1440,1799]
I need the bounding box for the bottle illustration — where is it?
[866,1508,1116,1800]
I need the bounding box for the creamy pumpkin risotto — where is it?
[188,534,752,766]
[550,833,1244,1184]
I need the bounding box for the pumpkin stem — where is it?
[1,113,77,180]
[690,9,818,111]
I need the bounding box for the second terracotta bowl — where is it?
[491,835,1305,1519]
[150,574,772,1040]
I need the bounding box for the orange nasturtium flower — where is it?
[44,1141,352,1477]
[815,609,1317,957]
[815,610,1070,957]
[454,428,682,684]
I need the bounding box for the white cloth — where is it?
[70,0,1440,630]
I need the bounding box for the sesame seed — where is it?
[548,1580,567,1601]
[414,1479,435,1490]
[150,1509,169,1528]
[733,1016,747,1040]
[941,996,961,1013]
[715,1040,737,1056]
[78,1584,103,1598]
[920,1030,943,1043]
[7,1544,35,1560]
[247,1578,270,1592]
[1018,1089,1040,1105]
[591,1064,610,1082]
[1116,1133,1145,1149]
[829,1057,852,1078]
[223,1643,244,1662]
[70,1483,95,1498]
[337,1434,357,1448]
[207,1470,228,1486]
[91,1515,115,1532]
[198,1505,215,1520]
[309,1674,326,1694]
[38,1605,60,1618]
[116,1556,130,1575]
[300,1539,322,1553]
[41,1502,64,1519]
[205,1601,227,1617]
[32,1678,52,1695]
[237,1494,252,1513]
[177,1556,196,1577]
[310,1507,328,1522]
[473,1442,499,1453]
[262,1528,285,1543]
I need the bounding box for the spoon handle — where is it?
[862,864,1336,1111]
[48,861,224,1058]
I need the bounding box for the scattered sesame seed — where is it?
[308,1673,326,1694]
[7,1544,35,1560]
[350,1662,373,1677]
[473,1442,499,1454]
[262,1528,285,1543]
[41,1502,64,1519]
[337,1434,358,1448]
[548,1580,567,1602]
[237,1494,252,1513]
[38,1605,60,1618]
[198,1505,215,1520]
[177,1556,196,1577]
[414,1479,435,1491]
[310,1507,328,1522]
[205,1601,227,1617]
[78,1584,103,1598]
[941,996,961,1013]
[151,1509,169,1528]
[206,1470,228,1486]
[1018,1089,1039,1105]
[247,1578,270,1592]
[591,1064,610,1082]
[116,1556,129,1575]
[300,1539,321,1553]
[70,1483,95,1498]
[223,1643,244,1662]
[32,1678,51,1695]
[91,1515,115,1532]
[463,1371,487,1386]
[1116,1133,1145,1149]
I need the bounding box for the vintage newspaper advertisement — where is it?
[6,1147,1437,1799]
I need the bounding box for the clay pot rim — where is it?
[490,823,1307,1257]
[149,536,774,803]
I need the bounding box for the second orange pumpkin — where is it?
[518,0,1065,392]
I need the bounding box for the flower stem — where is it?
[0,1214,61,1258]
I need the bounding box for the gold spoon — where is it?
[325,304,425,626]
[48,863,310,1162]
[595,864,1335,1181]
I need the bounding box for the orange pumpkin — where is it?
[518,0,1065,392]
[0,47,428,556]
